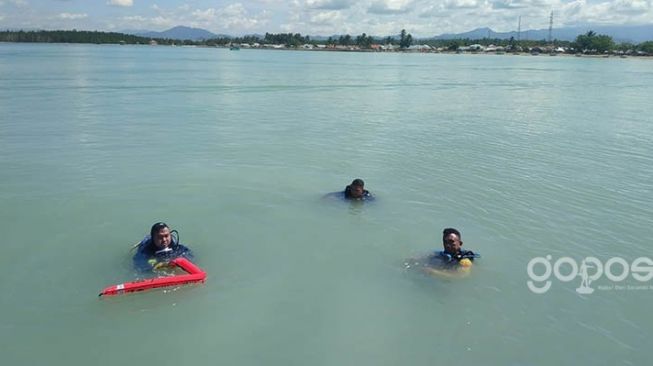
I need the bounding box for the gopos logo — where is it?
[527,256,653,294]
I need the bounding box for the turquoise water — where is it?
[1,43,652,365]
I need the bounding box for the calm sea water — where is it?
[1,43,652,365]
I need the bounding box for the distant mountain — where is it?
[128,26,223,41]
[428,24,653,43]
[243,33,265,39]
[433,27,495,40]
[120,28,152,35]
[308,35,332,41]
[549,24,653,43]
[308,34,396,41]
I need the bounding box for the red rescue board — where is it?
[99,257,206,296]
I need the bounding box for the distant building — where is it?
[407,44,432,51]
[485,45,505,52]
[459,44,484,52]
[381,44,399,51]
[263,44,285,49]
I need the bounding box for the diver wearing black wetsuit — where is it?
[430,249,479,267]
[133,222,192,272]
[325,178,375,201]
[428,228,479,268]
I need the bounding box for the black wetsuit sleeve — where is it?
[133,241,193,272]
[176,244,193,259]
[133,249,154,272]
[461,250,478,261]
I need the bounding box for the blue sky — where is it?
[0,0,651,36]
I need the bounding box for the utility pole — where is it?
[548,11,553,45]
[517,16,521,42]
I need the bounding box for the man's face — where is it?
[349,185,364,199]
[443,233,462,254]
[153,227,172,249]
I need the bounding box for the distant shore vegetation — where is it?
[1,29,652,57]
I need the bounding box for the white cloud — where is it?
[309,10,344,25]
[122,15,147,22]
[2,0,645,38]
[0,0,27,6]
[444,0,481,9]
[191,8,217,21]
[58,12,88,20]
[108,0,133,7]
[122,14,170,27]
[187,3,270,31]
[368,0,415,15]
[306,0,355,10]
[221,3,249,17]
[190,3,249,21]
[610,0,651,14]
[111,2,272,33]
[151,16,173,27]
[442,0,482,9]
[556,0,653,25]
[491,0,530,9]
[418,6,454,18]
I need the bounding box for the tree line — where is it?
[422,31,653,54]
[210,30,414,49]
[0,29,185,45]
[0,29,415,49]
[1,29,652,55]
[571,30,652,54]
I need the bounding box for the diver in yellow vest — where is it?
[407,228,479,278]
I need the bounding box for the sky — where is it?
[0,0,651,37]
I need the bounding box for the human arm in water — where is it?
[423,262,472,278]
[132,237,193,272]
[415,255,474,278]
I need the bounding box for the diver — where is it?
[406,228,479,277]
[325,178,374,201]
[429,228,478,267]
[133,222,193,272]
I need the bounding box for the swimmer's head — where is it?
[345,178,365,199]
[442,228,463,255]
[151,222,172,249]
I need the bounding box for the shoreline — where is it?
[216,45,653,60]
[3,41,651,59]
